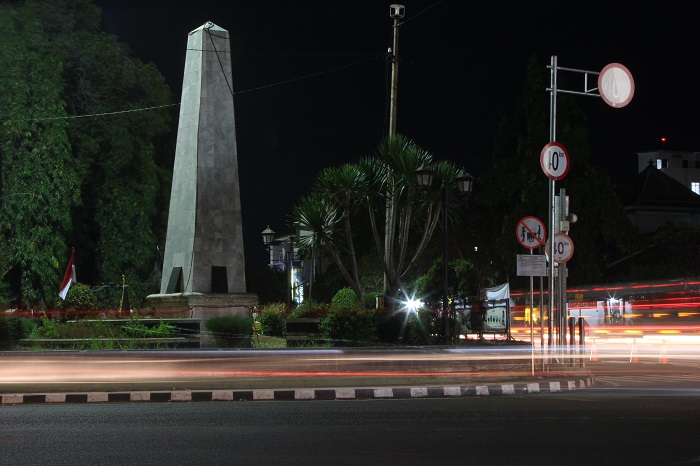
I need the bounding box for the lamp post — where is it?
[415,165,474,343]
[261,226,296,310]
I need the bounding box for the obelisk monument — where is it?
[147,22,256,325]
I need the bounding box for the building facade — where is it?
[625,150,700,233]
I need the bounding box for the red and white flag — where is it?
[58,249,77,300]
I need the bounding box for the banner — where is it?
[485,283,510,301]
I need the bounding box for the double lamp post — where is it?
[261,226,297,310]
[415,165,474,343]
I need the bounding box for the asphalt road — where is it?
[3,391,700,465]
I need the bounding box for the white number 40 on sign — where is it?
[540,142,570,181]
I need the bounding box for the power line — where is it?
[398,0,446,26]
[234,54,383,96]
[0,103,179,124]
[0,53,383,123]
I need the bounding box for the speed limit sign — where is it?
[545,233,574,263]
[540,142,570,181]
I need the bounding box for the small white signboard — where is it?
[483,306,507,332]
[517,254,547,276]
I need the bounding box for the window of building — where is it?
[692,182,700,195]
[683,160,689,168]
[657,159,669,169]
[695,161,700,169]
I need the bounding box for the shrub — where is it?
[0,316,32,349]
[259,308,286,337]
[260,302,287,314]
[377,312,403,343]
[59,283,98,319]
[288,300,327,318]
[204,315,253,347]
[123,317,177,338]
[329,287,361,311]
[320,309,380,347]
[31,315,59,338]
[375,309,439,345]
[404,310,439,345]
[23,315,184,350]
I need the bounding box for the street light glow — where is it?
[405,298,422,312]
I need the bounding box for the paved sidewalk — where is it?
[1,373,595,405]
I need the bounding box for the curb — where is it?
[1,376,595,405]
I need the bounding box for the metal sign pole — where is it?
[530,248,535,375]
[548,55,558,353]
[545,57,633,354]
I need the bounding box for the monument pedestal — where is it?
[146,292,257,348]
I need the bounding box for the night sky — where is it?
[92,0,700,264]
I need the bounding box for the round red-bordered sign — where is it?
[598,62,635,109]
[516,216,546,249]
[540,142,570,181]
[545,233,575,263]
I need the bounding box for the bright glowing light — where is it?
[397,289,426,314]
[405,298,422,312]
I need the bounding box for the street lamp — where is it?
[415,165,474,343]
[261,225,297,310]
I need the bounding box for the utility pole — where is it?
[388,4,404,137]
[383,4,405,307]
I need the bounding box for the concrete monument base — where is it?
[145,292,258,348]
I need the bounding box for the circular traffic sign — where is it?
[598,63,634,109]
[516,216,546,249]
[540,142,570,181]
[545,233,575,263]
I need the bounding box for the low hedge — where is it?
[205,315,253,348]
[320,309,380,347]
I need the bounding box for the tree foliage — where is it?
[0,0,174,309]
[291,134,468,308]
[627,223,700,280]
[0,2,81,308]
[473,54,639,289]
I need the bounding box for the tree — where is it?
[472,54,638,290]
[628,223,700,280]
[292,134,467,308]
[0,0,174,309]
[0,2,81,308]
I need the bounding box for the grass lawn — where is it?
[252,335,287,348]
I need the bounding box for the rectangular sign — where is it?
[483,306,507,332]
[516,254,547,277]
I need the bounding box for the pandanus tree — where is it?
[291,134,467,309]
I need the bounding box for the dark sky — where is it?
[92,0,700,264]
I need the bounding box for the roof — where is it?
[625,162,700,211]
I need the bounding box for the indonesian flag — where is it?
[58,249,77,300]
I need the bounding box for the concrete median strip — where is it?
[1,376,594,405]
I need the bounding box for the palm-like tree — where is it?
[292,134,466,309]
